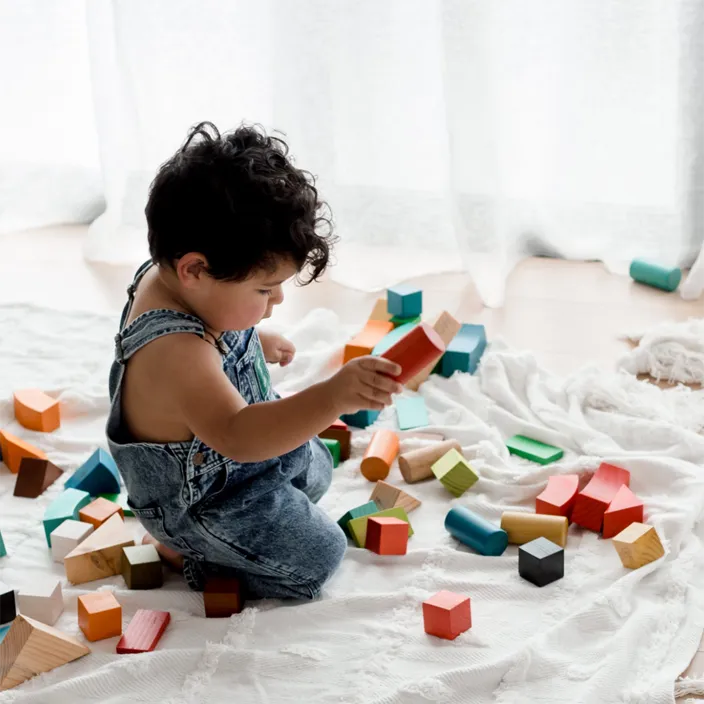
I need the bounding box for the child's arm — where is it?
[258,329,295,366]
[162,334,402,463]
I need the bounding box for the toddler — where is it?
[106,123,402,600]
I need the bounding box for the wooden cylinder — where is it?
[381,323,446,384]
[500,511,568,548]
[445,506,508,556]
[361,429,400,481]
[398,440,462,484]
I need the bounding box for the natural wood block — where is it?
[65,448,121,496]
[395,396,429,431]
[440,323,487,376]
[387,284,422,318]
[602,485,644,539]
[369,297,392,323]
[14,458,63,499]
[0,614,89,691]
[64,513,134,585]
[116,609,170,654]
[50,520,94,563]
[361,429,400,481]
[0,583,17,626]
[319,419,351,461]
[121,545,163,590]
[348,507,413,548]
[369,480,421,513]
[43,489,92,547]
[321,438,341,467]
[422,590,471,640]
[571,462,631,532]
[337,501,380,537]
[398,440,462,483]
[98,493,135,518]
[79,497,124,529]
[612,522,664,569]
[519,537,564,587]
[204,578,243,618]
[380,323,446,385]
[77,592,122,642]
[535,474,579,518]
[500,511,569,548]
[365,517,409,555]
[343,319,394,363]
[431,448,479,497]
[406,311,462,391]
[17,579,63,626]
[0,430,47,474]
[13,389,60,433]
[506,435,564,465]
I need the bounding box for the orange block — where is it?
[77,592,122,642]
[78,497,125,529]
[536,474,579,519]
[0,430,47,474]
[365,517,408,555]
[422,590,471,640]
[360,429,400,481]
[571,463,630,532]
[13,390,60,433]
[343,320,394,363]
[380,323,446,384]
[602,485,644,539]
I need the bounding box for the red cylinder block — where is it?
[381,323,446,385]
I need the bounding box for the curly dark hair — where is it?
[145,121,335,283]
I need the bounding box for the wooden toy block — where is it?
[440,324,487,377]
[17,579,63,626]
[64,513,135,585]
[398,440,462,483]
[319,419,351,461]
[0,430,47,474]
[98,493,135,517]
[365,517,409,555]
[361,429,400,481]
[612,522,664,569]
[369,297,392,322]
[13,389,60,433]
[571,462,631,532]
[0,531,5,558]
[406,311,462,391]
[370,480,421,513]
[445,506,508,556]
[500,511,568,547]
[602,485,644,539]
[321,438,341,467]
[343,319,395,363]
[121,544,163,589]
[348,507,413,548]
[387,284,422,318]
[506,435,564,465]
[395,396,429,431]
[390,314,422,328]
[204,578,244,617]
[431,448,479,497]
[64,448,121,495]
[14,458,63,498]
[79,497,124,529]
[422,590,471,640]
[50,519,94,563]
[43,488,92,547]
[337,501,380,537]
[116,609,170,654]
[372,321,418,357]
[535,474,579,518]
[0,583,17,626]
[0,614,89,691]
[381,322,446,385]
[519,537,564,587]
[0,626,8,645]
[341,409,380,429]
[77,592,122,642]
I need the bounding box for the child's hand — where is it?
[260,331,296,366]
[326,356,403,414]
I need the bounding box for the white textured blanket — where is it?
[0,304,703,704]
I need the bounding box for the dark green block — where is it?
[322,438,341,467]
[506,435,563,465]
[337,501,379,537]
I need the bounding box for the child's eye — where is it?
[258,289,273,296]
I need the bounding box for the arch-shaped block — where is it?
[571,463,630,533]
[13,390,60,433]
[64,449,120,495]
[536,474,579,518]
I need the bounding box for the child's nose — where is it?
[271,286,284,305]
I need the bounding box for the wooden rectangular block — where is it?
[370,480,421,513]
[121,544,163,590]
[431,448,479,497]
[348,507,413,548]
[365,517,409,555]
[422,590,471,640]
[0,430,47,474]
[337,501,380,537]
[398,440,462,483]
[506,435,564,465]
[79,497,125,529]
[571,462,631,532]
[14,458,63,499]
[77,592,122,642]
[50,520,94,563]
[387,284,422,318]
[343,320,395,363]
[0,583,16,626]
[204,578,243,618]
[440,324,487,377]
[319,419,351,461]
[406,311,461,391]
[116,610,170,654]
[395,396,429,431]
[321,438,341,467]
[13,390,60,433]
[43,489,92,547]
[17,579,63,627]
[518,537,564,587]
[612,522,664,569]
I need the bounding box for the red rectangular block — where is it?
[571,463,630,532]
[381,323,446,385]
[116,609,170,654]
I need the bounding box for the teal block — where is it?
[387,285,422,318]
[98,493,135,517]
[43,488,91,547]
[372,322,418,356]
[65,448,120,495]
[445,506,508,556]
[341,409,380,429]
[440,324,487,377]
[322,438,341,467]
[506,435,563,465]
[337,501,379,537]
[0,531,5,558]
[395,397,429,431]
[629,259,681,292]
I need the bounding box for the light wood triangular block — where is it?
[370,480,421,513]
[612,522,665,569]
[0,614,89,691]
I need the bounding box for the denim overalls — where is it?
[106,262,346,600]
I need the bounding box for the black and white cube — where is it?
[519,537,564,587]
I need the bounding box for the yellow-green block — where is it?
[432,448,479,497]
[348,507,413,548]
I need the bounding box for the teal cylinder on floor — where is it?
[629,259,682,292]
[445,506,508,556]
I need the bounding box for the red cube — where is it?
[365,517,408,555]
[423,590,471,640]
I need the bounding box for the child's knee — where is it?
[296,521,346,599]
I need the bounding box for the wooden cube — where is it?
[422,590,471,640]
[440,324,487,376]
[370,480,421,513]
[14,458,63,498]
[64,448,121,496]
[77,592,122,642]
[321,438,341,467]
[50,520,94,563]
[347,507,413,548]
[204,578,243,618]
[79,497,124,529]
[431,448,479,497]
[43,489,92,547]
[121,544,163,590]
[387,284,422,318]
[518,537,564,587]
[0,582,17,626]
[13,389,60,433]
[612,522,664,569]
[116,609,170,654]
[365,517,409,555]
[17,578,63,626]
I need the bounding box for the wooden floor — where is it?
[1,225,703,695]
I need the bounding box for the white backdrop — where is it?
[1,0,704,304]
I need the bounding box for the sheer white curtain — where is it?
[1,0,703,305]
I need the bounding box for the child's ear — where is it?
[176,252,209,286]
